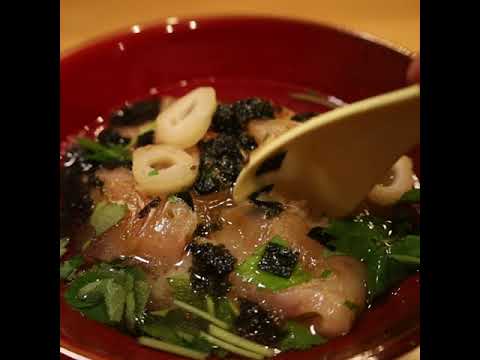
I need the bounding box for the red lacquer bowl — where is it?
[60,16,419,360]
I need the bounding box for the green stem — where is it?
[173,299,230,329]
[138,336,208,360]
[199,332,264,360]
[208,324,276,357]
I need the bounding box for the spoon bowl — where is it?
[233,84,420,217]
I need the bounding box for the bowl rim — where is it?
[60,14,415,61]
[60,15,418,360]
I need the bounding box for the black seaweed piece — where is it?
[211,98,275,135]
[173,192,194,211]
[97,128,130,146]
[138,197,161,219]
[258,243,299,278]
[248,184,283,218]
[307,227,336,251]
[291,112,320,122]
[234,299,284,346]
[194,134,245,195]
[251,199,284,219]
[238,133,257,151]
[248,184,275,201]
[232,98,275,126]
[109,97,160,127]
[211,104,239,134]
[255,151,287,177]
[137,130,155,147]
[193,222,222,238]
[188,241,236,297]
[60,146,98,227]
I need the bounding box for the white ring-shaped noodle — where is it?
[368,156,415,206]
[132,144,199,195]
[155,87,217,148]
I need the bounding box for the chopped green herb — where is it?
[103,279,127,322]
[134,280,151,322]
[90,201,127,236]
[279,320,327,351]
[60,237,70,258]
[168,194,180,203]
[174,300,230,329]
[206,296,215,317]
[64,261,149,328]
[389,235,420,262]
[215,298,236,327]
[236,235,312,292]
[77,137,131,165]
[324,217,420,301]
[138,336,208,360]
[167,274,206,310]
[320,269,333,279]
[199,331,263,360]
[60,255,84,280]
[125,291,136,332]
[208,324,275,357]
[398,188,420,204]
[343,300,359,311]
[148,169,159,176]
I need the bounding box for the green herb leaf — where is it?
[90,201,127,236]
[103,279,127,322]
[77,137,132,164]
[279,320,327,351]
[324,218,419,301]
[215,298,236,327]
[60,255,84,280]
[167,274,206,310]
[235,236,312,292]
[134,280,151,321]
[398,188,420,204]
[390,235,420,260]
[343,300,359,311]
[125,291,136,332]
[320,269,333,279]
[60,237,70,258]
[148,169,159,176]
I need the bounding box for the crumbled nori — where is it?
[211,104,239,134]
[136,130,155,147]
[238,133,257,151]
[291,112,320,122]
[307,227,336,251]
[194,134,245,195]
[138,197,161,219]
[109,97,160,127]
[255,151,287,177]
[97,128,130,146]
[193,222,223,238]
[248,184,275,200]
[258,243,299,278]
[172,192,194,211]
[234,299,284,346]
[248,184,284,219]
[60,146,97,227]
[211,98,275,135]
[188,241,236,297]
[232,98,275,126]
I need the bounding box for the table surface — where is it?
[60,0,419,53]
[60,1,420,359]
